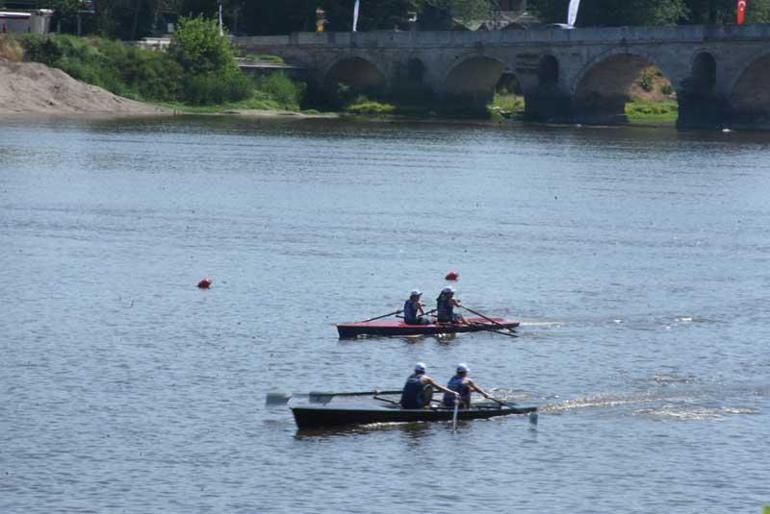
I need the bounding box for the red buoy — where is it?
[445,271,459,281]
[197,278,212,289]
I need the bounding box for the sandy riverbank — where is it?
[0,59,167,116]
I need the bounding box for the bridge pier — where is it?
[524,91,573,123]
[677,93,728,130]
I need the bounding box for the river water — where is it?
[1,116,768,513]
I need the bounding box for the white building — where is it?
[0,9,53,34]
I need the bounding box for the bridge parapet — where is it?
[234,24,770,130]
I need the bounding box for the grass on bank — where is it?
[488,92,525,118]
[625,98,678,124]
[344,97,397,115]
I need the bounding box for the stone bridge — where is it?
[235,25,770,129]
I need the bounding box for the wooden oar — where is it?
[488,397,517,408]
[452,397,459,432]
[468,322,518,339]
[461,305,518,335]
[357,310,402,323]
[266,389,402,405]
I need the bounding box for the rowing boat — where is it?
[291,400,537,429]
[336,317,519,339]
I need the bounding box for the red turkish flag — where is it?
[737,0,747,25]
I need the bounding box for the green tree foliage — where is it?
[18,34,182,99]
[530,0,687,26]
[422,0,493,22]
[684,0,770,23]
[169,15,236,74]
[168,16,251,104]
[323,0,420,31]
[531,0,770,26]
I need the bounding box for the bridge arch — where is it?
[444,55,506,105]
[690,51,717,93]
[728,51,770,126]
[324,56,387,91]
[572,49,679,124]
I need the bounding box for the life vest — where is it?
[403,299,419,324]
[401,373,428,408]
[436,294,454,322]
[443,375,471,406]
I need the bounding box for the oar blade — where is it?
[265,392,293,405]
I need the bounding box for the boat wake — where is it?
[516,373,765,421]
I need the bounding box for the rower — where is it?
[401,362,459,409]
[436,286,465,324]
[442,363,492,409]
[403,289,429,325]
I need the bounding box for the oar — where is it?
[468,322,518,339]
[452,397,459,433]
[489,397,518,408]
[461,305,518,336]
[357,310,403,323]
[397,308,438,321]
[266,389,402,405]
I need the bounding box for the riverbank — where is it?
[2,34,680,126]
[0,59,167,116]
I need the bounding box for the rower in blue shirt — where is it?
[436,286,465,324]
[442,363,492,409]
[401,362,459,409]
[403,289,430,325]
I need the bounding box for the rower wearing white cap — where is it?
[401,362,459,409]
[442,363,491,409]
[436,286,465,324]
[403,289,429,325]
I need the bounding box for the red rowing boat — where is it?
[336,317,519,339]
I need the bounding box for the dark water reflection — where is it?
[1,116,769,513]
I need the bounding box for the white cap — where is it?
[442,286,455,294]
[410,289,422,297]
[456,363,469,373]
[414,362,426,373]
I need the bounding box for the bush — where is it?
[182,70,253,105]
[660,83,675,96]
[18,35,183,102]
[0,36,24,62]
[639,69,655,92]
[254,73,304,110]
[18,34,62,65]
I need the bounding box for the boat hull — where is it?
[291,402,537,429]
[336,317,519,339]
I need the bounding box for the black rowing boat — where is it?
[336,317,519,339]
[291,401,537,429]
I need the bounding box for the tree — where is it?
[421,0,493,22]
[44,0,84,31]
[322,0,420,31]
[168,15,236,74]
[530,0,687,26]
[240,0,316,35]
[684,0,770,24]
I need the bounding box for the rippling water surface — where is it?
[1,116,769,513]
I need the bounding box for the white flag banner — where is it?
[353,0,360,32]
[568,0,581,26]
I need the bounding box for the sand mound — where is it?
[0,59,166,115]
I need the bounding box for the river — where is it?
[1,116,768,513]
